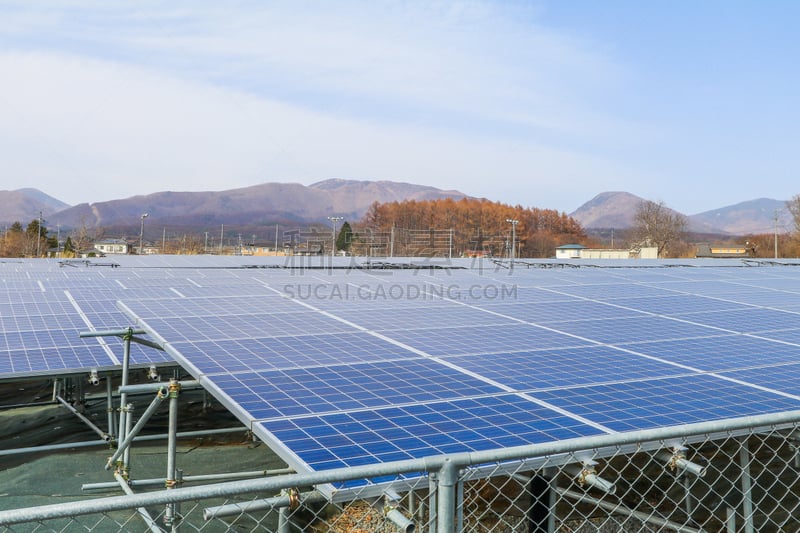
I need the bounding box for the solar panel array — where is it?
[115,260,800,481]
[6,257,800,492]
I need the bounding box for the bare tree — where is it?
[632,200,687,258]
[787,194,800,234]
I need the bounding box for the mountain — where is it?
[570,192,786,235]
[688,198,790,235]
[568,191,645,230]
[47,179,469,231]
[0,189,71,226]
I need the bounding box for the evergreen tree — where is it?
[336,221,352,253]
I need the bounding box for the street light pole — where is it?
[505,218,518,264]
[139,213,149,255]
[328,216,343,259]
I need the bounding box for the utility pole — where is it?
[37,211,42,257]
[774,209,780,259]
[505,218,519,266]
[328,216,343,259]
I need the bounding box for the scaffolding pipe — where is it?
[205,491,327,520]
[118,381,201,395]
[165,379,180,527]
[121,403,134,473]
[1,427,245,459]
[172,469,183,533]
[557,488,704,533]
[106,376,115,440]
[116,328,133,449]
[428,474,437,533]
[739,438,754,533]
[83,468,296,491]
[105,389,167,470]
[0,439,109,457]
[114,472,163,533]
[55,395,110,442]
[437,460,458,533]
[277,507,290,533]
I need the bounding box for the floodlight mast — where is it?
[328,216,343,259]
[506,218,519,264]
[139,213,149,255]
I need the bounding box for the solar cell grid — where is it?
[543,315,724,344]
[442,345,694,391]
[379,323,592,357]
[720,363,800,397]
[259,394,605,472]
[203,359,504,420]
[531,374,800,432]
[166,331,420,374]
[623,335,800,372]
[675,308,800,333]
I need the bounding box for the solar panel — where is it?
[9,258,800,498]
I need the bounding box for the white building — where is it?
[93,239,129,255]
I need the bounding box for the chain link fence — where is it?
[2,411,799,532]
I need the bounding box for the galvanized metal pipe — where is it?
[83,468,295,491]
[123,403,134,472]
[165,379,180,527]
[437,460,458,533]
[739,437,754,533]
[2,427,245,459]
[114,472,163,533]
[106,376,115,440]
[118,381,201,395]
[204,491,327,520]
[55,395,110,442]
[557,487,703,533]
[105,389,167,470]
[116,329,133,449]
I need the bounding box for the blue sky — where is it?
[1,1,798,215]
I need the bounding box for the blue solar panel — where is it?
[259,394,605,472]
[442,346,694,391]
[530,374,800,432]
[165,332,421,374]
[10,258,800,491]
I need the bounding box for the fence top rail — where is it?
[1,409,799,525]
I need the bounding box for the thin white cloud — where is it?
[2,1,709,213]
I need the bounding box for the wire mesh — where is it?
[2,420,800,532]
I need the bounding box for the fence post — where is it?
[437,459,459,533]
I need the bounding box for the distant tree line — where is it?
[354,197,587,258]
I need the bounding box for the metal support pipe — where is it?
[123,403,134,473]
[165,379,180,527]
[739,437,754,533]
[428,474,437,533]
[205,491,327,520]
[3,427,244,459]
[105,389,167,470]
[84,468,296,491]
[456,476,463,533]
[386,508,415,533]
[116,328,133,449]
[277,507,290,533]
[0,439,110,457]
[726,507,736,533]
[557,487,704,533]
[55,395,110,442]
[683,474,694,519]
[106,376,115,440]
[114,472,163,533]
[172,469,183,533]
[118,380,201,395]
[437,460,458,533]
